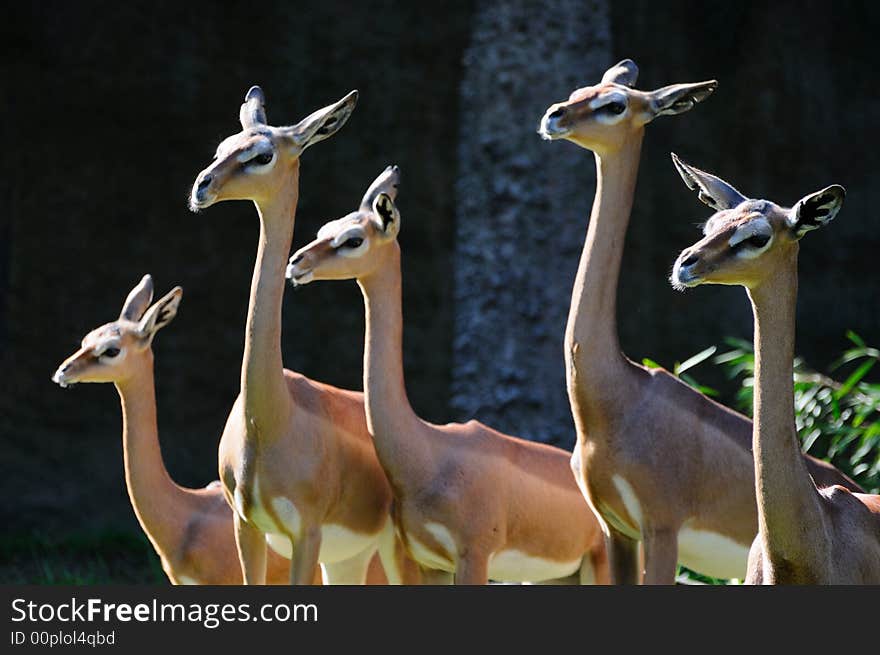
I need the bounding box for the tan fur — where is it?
[287,169,608,585]
[51,278,306,584]
[539,60,859,584]
[671,167,880,584]
[191,88,419,585]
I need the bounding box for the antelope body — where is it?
[287,167,609,584]
[539,59,861,583]
[190,87,417,584]
[51,277,299,584]
[671,158,880,584]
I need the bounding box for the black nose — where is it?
[549,107,566,120]
[681,252,700,267]
[289,254,303,267]
[197,174,213,191]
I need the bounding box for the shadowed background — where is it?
[1,1,877,580]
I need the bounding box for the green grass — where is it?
[0,530,167,584]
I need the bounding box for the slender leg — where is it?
[377,519,424,584]
[606,527,640,584]
[364,552,389,585]
[289,526,322,585]
[455,553,489,585]
[377,520,404,584]
[421,567,454,585]
[744,537,765,585]
[588,544,611,585]
[234,513,267,585]
[323,547,374,585]
[396,544,423,584]
[642,526,679,585]
[578,554,597,585]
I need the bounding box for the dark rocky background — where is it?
[453,0,880,446]
[1,1,877,552]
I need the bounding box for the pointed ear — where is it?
[120,274,155,322]
[239,85,267,129]
[361,165,401,210]
[787,185,845,237]
[280,90,358,154]
[372,193,400,240]
[671,153,747,210]
[137,287,183,342]
[601,59,639,87]
[645,80,718,120]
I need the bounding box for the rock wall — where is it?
[453,0,611,447]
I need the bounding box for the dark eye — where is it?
[249,152,274,166]
[102,347,121,359]
[747,233,771,248]
[601,101,626,115]
[342,237,363,249]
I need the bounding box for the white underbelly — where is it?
[176,575,200,585]
[488,550,581,583]
[605,474,749,581]
[265,524,377,564]
[265,533,290,558]
[318,524,376,562]
[241,477,377,564]
[677,525,750,580]
[405,521,582,582]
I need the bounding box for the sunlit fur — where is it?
[189,89,422,586]
[288,203,397,284]
[670,163,880,584]
[288,168,609,585]
[671,162,845,292]
[53,277,181,387]
[50,277,296,585]
[671,201,794,291]
[538,59,717,156]
[189,88,357,211]
[540,60,858,586]
[288,166,401,285]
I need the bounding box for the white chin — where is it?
[288,270,313,286]
[672,269,701,290]
[189,195,214,211]
[538,120,569,141]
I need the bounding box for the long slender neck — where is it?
[565,133,643,401]
[115,358,188,555]
[242,164,300,422]
[747,251,824,563]
[358,244,432,482]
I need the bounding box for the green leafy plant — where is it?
[713,331,880,494]
[647,331,880,494]
[646,331,880,584]
[643,345,720,398]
